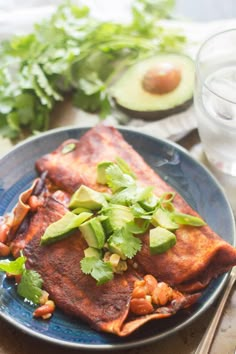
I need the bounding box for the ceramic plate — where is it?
[0,126,235,350]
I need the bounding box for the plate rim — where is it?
[0,125,235,350]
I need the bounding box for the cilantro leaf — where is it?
[80,257,113,285]
[115,157,136,179]
[0,255,43,304]
[105,164,136,192]
[91,260,114,285]
[110,185,154,206]
[0,255,26,275]
[80,256,98,274]
[17,269,43,304]
[109,186,137,205]
[108,228,142,259]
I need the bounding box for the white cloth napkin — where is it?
[0,0,236,155]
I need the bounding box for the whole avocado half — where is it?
[110,53,195,120]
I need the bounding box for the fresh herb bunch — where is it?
[0,0,186,139]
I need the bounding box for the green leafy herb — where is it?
[80,257,113,285]
[17,269,43,304]
[0,254,43,304]
[115,157,137,179]
[110,185,154,206]
[101,204,134,235]
[131,0,175,36]
[105,164,136,192]
[0,0,186,138]
[108,228,142,259]
[0,255,26,275]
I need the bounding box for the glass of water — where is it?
[194,29,236,176]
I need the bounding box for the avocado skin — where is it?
[114,96,193,121]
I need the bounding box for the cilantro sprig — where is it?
[108,228,142,259]
[80,257,113,285]
[0,255,26,275]
[17,270,43,304]
[0,0,186,139]
[105,164,136,193]
[0,255,43,304]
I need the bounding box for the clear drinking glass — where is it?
[194,29,236,176]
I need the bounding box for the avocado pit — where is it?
[142,62,181,95]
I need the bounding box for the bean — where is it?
[130,298,154,315]
[39,290,49,305]
[134,279,146,288]
[152,282,173,306]
[132,285,147,299]
[0,223,9,243]
[33,300,55,318]
[144,274,158,294]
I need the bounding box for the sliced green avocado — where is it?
[84,246,102,259]
[79,217,105,249]
[40,211,92,245]
[69,185,107,210]
[149,226,176,254]
[110,53,194,120]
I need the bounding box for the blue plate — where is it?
[0,126,235,350]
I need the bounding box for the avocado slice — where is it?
[110,53,194,120]
[84,246,102,259]
[69,185,107,210]
[40,211,92,245]
[149,226,176,255]
[79,217,105,249]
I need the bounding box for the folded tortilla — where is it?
[10,185,199,336]
[8,124,236,336]
[35,124,236,292]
